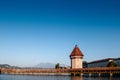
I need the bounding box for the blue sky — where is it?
[0,0,120,67]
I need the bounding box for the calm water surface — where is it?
[0,74,120,80]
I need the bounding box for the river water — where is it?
[0,74,120,80]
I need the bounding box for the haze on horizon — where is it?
[0,0,120,67]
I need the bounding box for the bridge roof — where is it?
[70,45,84,57]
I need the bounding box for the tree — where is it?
[55,63,60,69]
[107,61,117,67]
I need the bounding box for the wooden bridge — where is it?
[0,67,120,77]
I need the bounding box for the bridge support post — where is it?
[110,73,112,77]
[80,73,83,76]
[99,73,101,77]
[72,73,75,76]
[89,73,91,77]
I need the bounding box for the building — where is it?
[115,58,120,66]
[70,45,84,69]
[88,58,120,68]
[83,61,88,68]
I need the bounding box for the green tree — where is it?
[107,61,117,67]
[55,63,60,69]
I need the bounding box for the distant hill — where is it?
[35,63,55,68]
[0,64,10,68]
[35,63,67,68]
[0,63,67,69]
[0,64,21,69]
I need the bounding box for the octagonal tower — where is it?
[70,45,84,69]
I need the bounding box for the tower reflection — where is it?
[71,76,83,80]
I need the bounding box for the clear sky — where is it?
[0,0,120,67]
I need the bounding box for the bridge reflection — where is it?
[71,76,83,80]
[71,76,120,80]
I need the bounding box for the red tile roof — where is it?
[70,45,84,57]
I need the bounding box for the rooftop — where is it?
[88,58,120,64]
[70,45,84,57]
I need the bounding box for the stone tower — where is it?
[70,45,84,69]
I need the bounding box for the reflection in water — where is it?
[0,74,120,80]
[71,76,120,80]
[71,76,83,80]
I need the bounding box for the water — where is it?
[0,74,120,80]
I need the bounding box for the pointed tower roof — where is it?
[70,45,84,57]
